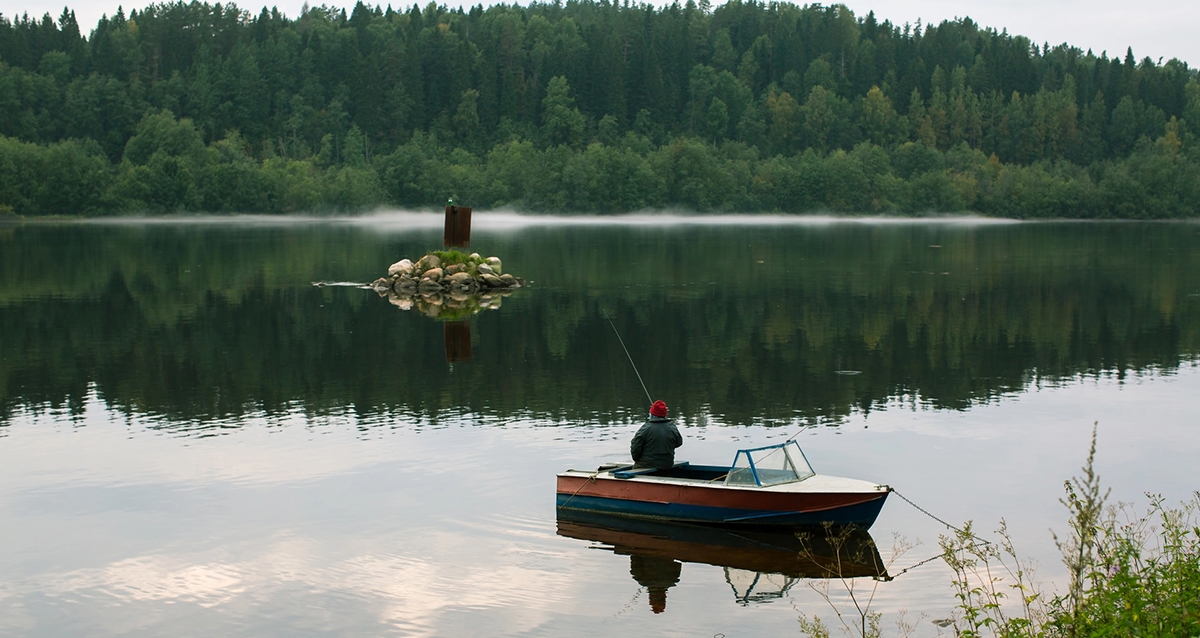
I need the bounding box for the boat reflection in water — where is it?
[556,510,889,612]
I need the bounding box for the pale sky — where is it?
[4,0,1197,68]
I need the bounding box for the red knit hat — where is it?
[650,400,668,417]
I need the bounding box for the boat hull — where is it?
[556,473,889,528]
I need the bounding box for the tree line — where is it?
[0,0,1198,216]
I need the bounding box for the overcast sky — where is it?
[4,0,1197,68]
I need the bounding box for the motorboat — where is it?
[556,441,890,528]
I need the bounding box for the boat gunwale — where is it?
[557,468,889,495]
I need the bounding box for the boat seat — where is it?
[613,461,689,479]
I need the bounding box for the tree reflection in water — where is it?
[3,220,1198,427]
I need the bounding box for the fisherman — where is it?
[631,400,683,470]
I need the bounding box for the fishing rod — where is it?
[600,307,801,443]
[600,307,654,406]
[558,308,655,512]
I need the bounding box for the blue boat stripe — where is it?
[555,493,888,528]
[721,510,801,522]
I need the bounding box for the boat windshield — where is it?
[725,441,815,487]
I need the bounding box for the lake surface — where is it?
[1,215,1198,637]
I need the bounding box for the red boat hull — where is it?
[556,474,889,527]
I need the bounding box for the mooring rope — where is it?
[889,551,946,578]
[557,469,603,510]
[888,487,993,546]
[855,487,996,580]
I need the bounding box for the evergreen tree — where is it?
[0,0,1195,217]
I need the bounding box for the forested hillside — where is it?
[1,0,1198,216]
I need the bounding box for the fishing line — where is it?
[785,424,813,441]
[601,307,653,406]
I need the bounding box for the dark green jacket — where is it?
[631,416,683,470]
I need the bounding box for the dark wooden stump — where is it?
[444,205,472,248]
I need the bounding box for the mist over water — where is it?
[1,218,1198,636]
[78,210,1030,229]
[358,209,1025,229]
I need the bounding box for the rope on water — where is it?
[888,551,946,579]
[888,487,993,546]
[866,487,995,580]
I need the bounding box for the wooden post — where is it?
[444,205,472,248]
[444,320,472,363]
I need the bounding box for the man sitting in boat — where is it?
[631,400,683,470]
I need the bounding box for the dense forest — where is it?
[1,0,1198,217]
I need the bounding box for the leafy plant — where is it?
[803,425,1200,638]
[1050,423,1109,636]
[1064,492,1200,637]
[938,424,1200,638]
[940,520,1048,638]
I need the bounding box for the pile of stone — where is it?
[370,251,523,319]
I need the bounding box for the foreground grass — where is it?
[800,426,1200,637]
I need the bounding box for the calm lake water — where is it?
[2,215,1199,637]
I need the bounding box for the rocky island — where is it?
[371,250,523,320]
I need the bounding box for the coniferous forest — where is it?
[1,0,1198,217]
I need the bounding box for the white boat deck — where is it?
[559,467,887,494]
